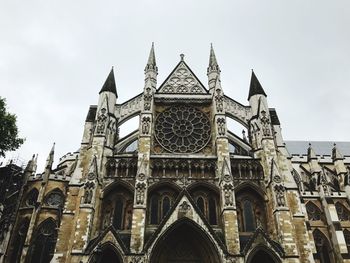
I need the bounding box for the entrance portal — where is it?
[150,220,220,263]
[97,246,122,263]
[249,249,278,263]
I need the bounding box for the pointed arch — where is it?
[247,245,281,263]
[306,202,322,221]
[149,218,221,263]
[87,242,123,263]
[335,202,350,221]
[313,229,334,263]
[148,182,180,225]
[235,186,267,234]
[101,183,133,231]
[27,217,58,263]
[9,217,30,263]
[24,188,39,206]
[188,183,220,225]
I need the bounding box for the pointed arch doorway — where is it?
[247,248,280,263]
[150,219,221,263]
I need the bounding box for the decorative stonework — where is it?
[96,108,107,134]
[158,62,207,94]
[155,106,211,153]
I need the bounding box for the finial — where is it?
[309,142,311,147]
[180,54,185,61]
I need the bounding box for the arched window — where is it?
[10,218,30,263]
[243,200,255,232]
[197,196,205,214]
[148,187,178,225]
[313,229,333,263]
[113,198,124,230]
[306,202,322,221]
[235,188,267,234]
[28,218,57,263]
[335,202,350,221]
[25,188,39,206]
[150,195,159,224]
[208,197,217,225]
[162,196,171,218]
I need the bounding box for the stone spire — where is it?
[247,70,267,100]
[45,143,55,170]
[207,43,220,73]
[144,42,158,73]
[207,44,221,92]
[99,67,117,96]
[25,154,37,174]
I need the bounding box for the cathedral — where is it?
[1,44,350,263]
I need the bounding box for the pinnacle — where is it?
[247,70,267,100]
[207,44,220,73]
[145,42,157,72]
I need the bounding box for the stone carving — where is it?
[96,108,107,134]
[260,110,271,137]
[224,97,250,126]
[116,94,143,124]
[141,116,151,135]
[217,118,226,136]
[143,87,152,111]
[136,182,146,205]
[223,184,234,206]
[273,174,282,184]
[137,173,146,181]
[83,182,95,204]
[214,89,224,112]
[179,200,191,212]
[155,106,211,153]
[274,184,285,207]
[159,63,206,94]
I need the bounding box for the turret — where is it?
[332,143,347,176]
[97,68,117,116]
[207,44,220,92]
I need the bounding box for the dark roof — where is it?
[247,71,267,100]
[99,68,117,96]
[285,141,350,156]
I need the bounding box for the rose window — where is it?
[45,192,64,207]
[155,106,211,153]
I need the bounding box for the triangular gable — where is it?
[144,189,226,253]
[242,227,284,257]
[157,61,208,94]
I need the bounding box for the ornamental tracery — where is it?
[155,106,211,153]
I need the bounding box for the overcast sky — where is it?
[1,0,350,170]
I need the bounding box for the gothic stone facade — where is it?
[2,45,350,263]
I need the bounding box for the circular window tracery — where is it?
[155,106,211,153]
[45,192,64,207]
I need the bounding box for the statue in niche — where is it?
[83,189,93,204]
[96,108,107,134]
[223,184,233,206]
[141,116,151,135]
[215,89,224,112]
[274,184,285,207]
[217,118,226,136]
[136,182,146,205]
[260,110,271,136]
[143,87,152,111]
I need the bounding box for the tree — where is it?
[0,97,24,157]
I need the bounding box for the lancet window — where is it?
[101,186,133,231]
[28,218,58,263]
[236,188,266,234]
[313,229,333,263]
[9,218,30,263]
[25,188,39,206]
[148,187,178,225]
[335,202,350,221]
[190,187,219,225]
[344,229,350,254]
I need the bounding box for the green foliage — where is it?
[0,97,24,157]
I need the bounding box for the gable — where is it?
[157,61,208,94]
